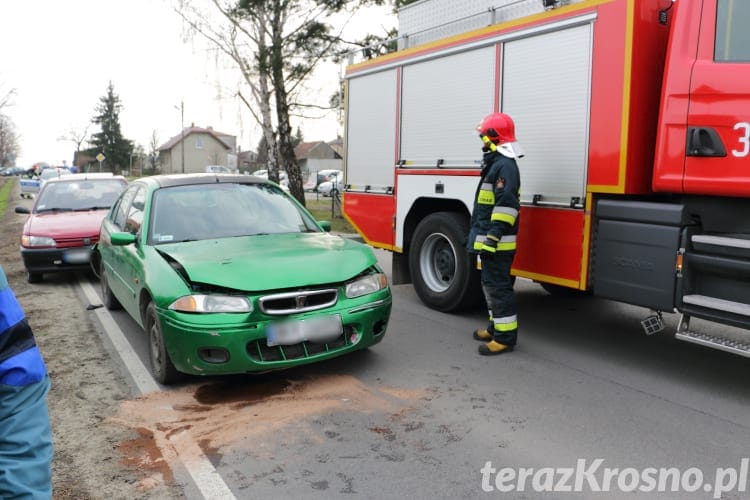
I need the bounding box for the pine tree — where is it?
[88,82,133,173]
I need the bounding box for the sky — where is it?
[0,0,396,167]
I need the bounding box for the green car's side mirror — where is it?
[111,232,137,246]
[318,221,332,232]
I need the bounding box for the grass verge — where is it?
[0,178,15,217]
[305,195,356,234]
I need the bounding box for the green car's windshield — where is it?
[149,182,321,244]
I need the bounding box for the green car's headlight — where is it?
[345,273,388,299]
[169,295,253,313]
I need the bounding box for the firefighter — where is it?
[0,263,53,498]
[467,112,523,355]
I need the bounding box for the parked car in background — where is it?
[317,171,344,197]
[96,173,392,383]
[39,166,72,185]
[313,169,343,193]
[205,165,231,173]
[15,173,128,283]
[251,169,289,191]
[1,166,26,176]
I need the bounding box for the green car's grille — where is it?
[248,328,354,363]
[258,289,338,315]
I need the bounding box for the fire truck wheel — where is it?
[409,212,481,312]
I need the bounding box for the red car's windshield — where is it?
[35,179,127,213]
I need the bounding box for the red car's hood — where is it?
[27,210,108,238]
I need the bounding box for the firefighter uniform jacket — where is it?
[467,150,521,253]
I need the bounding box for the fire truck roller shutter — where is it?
[408,211,481,312]
[346,69,398,192]
[501,21,592,207]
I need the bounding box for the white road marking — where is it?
[78,278,237,500]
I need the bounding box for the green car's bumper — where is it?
[157,292,392,376]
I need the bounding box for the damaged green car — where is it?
[96,173,391,384]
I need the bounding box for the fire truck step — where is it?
[682,294,750,317]
[674,328,750,358]
[692,234,750,249]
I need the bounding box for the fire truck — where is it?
[341,0,750,358]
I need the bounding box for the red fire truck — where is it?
[342,0,750,357]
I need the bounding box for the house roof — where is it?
[328,137,344,157]
[294,141,342,160]
[158,126,233,151]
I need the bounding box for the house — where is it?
[158,125,236,174]
[294,140,342,178]
[327,136,344,158]
[237,149,260,173]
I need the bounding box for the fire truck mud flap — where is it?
[408,212,481,312]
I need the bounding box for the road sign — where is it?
[96,153,106,162]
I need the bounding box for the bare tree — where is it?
[173,0,388,205]
[0,115,20,168]
[148,130,161,173]
[58,123,91,153]
[0,85,14,112]
[174,1,281,190]
[0,81,20,167]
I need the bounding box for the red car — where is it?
[15,173,128,283]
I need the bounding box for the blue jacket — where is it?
[0,263,53,499]
[0,267,47,386]
[467,151,521,253]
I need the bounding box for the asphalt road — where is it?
[76,249,750,499]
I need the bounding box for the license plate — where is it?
[62,248,91,264]
[266,314,343,346]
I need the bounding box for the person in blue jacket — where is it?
[467,112,523,356]
[0,263,53,498]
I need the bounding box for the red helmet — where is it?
[476,112,516,144]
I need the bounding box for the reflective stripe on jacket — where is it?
[473,234,517,252]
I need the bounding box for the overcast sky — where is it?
[0,0,395,167]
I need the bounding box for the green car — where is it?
[96,174,391,384]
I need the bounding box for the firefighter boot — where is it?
[473,329,493,341]
[478,340,514,356]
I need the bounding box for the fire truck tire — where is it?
[409,212,481,312]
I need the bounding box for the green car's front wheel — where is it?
[146,301,182,385]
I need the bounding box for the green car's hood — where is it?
[157,233,375,291]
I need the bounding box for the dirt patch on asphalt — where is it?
[114,374,422,472]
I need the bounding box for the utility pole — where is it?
[175,101,185,173]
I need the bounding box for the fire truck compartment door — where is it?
[400,46,495,167]
[502,22,592,206]
[346,68,398,192]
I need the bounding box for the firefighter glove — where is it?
[480,235,499,258]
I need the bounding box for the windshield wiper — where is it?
[36,207,73,213]
[74,206,111,211]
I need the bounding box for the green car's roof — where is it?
[137,173,272,189]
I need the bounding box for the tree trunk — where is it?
[270,1,305,206]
